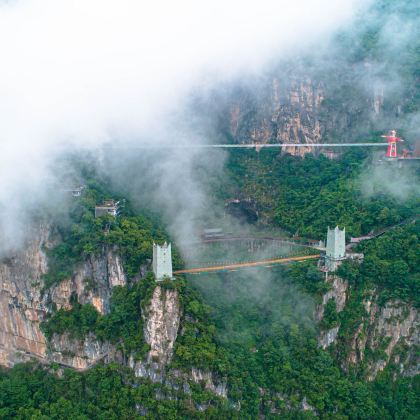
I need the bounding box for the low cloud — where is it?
[0,0,369,253]
[359,157,420,201]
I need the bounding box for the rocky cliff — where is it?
[317,275,348,349]
[213,60,411,153]
[0,223,226,398]
[0,224,51,367]
[0,223,126,368]
[224,75,325,156]
[317,274,419,380]
[130,285,180,381]
[349,298,419,380]
[130,285,227,398]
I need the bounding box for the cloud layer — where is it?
[0,0,368,251]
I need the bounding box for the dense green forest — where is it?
[44,175,171,288]
[2,152,419,418]
[222,149,419,239]
[338,221,419,307]
[3,150,419,419]
[0,362,232,419]
[1,169,418,418]
[1,258,419,418]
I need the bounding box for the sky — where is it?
[0,0,370,252]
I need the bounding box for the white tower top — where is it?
[326,226,346,259]
[153,242,173,281]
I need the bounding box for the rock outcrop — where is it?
[225,76,325,156]
[0,224,51,367]
[316,273,419,380]
[318,326,340,350]
[213,62,404,155]
[129,285,226,397]
[0,224,226,400]
[348,299,419,380]
[131,285,180,381]
[316,275,348,349]
[316,275,348,321]
[0,224,126,368]
[48,332,120,370]
[50,250,126,315]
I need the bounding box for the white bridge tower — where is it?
[325,226,346,272]
[153,242,173,281]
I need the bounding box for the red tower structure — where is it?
[381,130,403,158]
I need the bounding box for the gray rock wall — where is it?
[0,224,126,368]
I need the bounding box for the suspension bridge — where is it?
[108,136,420,161]
[173,236,324,275]
[114,142,389,150]
[173,254,320,275]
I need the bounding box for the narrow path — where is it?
[174,254,320,274]
[349,215,418,246]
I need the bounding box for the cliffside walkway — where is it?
[173,254,320,275]
[348,215,418,247]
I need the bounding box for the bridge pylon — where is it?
[153,242,173,281]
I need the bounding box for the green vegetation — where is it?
[182,265,419,418]
[0,362,233,419]
[42,274,156,358]
[321,299,339,329]
[332,221,419,372]
[33,149,419,418]
[171,278,229,373]
[5,261,419,418]
[339,0,420,114]
[223,150,419,239]
[43,177,178,288]
[42,275,226,370]
[338,221,420,307]
[28,148,420,419]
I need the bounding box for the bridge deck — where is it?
[174,254,320,275]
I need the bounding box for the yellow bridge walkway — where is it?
[173,254,320,275]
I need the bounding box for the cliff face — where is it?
[130,285,180,381]
[130,285,227,398]
[317,275,348,349]
[51,250,126,315]
[215,63,404,154]
[0,224,51,367]
[349,298,419,380]
[0,224,126,368]
[226,76,325,156]
[317,275,419,380]
[0,224,226,397]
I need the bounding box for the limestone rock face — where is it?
[189,368,228,398]
[316,275,348,349]
[348,299,419,380]
[130,286,227,397]
[316,272,418,380]
[226,76,325,156]
[0,224,226,398]
[0,224,51,367]
[316,275,348,322]
[50,249,126,315]
[0,224,126,368]
[131,285,180,381]
[48,332,121,370]
[318,326,340,350]
[214,64,396,156]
